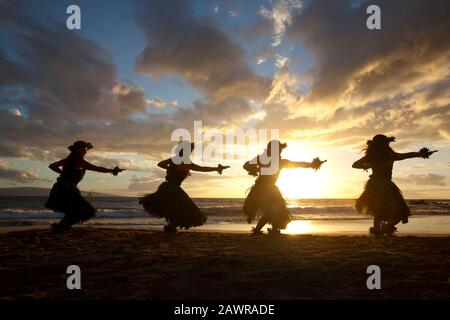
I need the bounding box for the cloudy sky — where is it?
[0,0,449,198]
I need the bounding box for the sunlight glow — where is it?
[274,141,328,199]
[283,220,312,234]
[276,168,323,199]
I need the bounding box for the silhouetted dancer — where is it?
[139,141,230,232]
[352,134,438,236]
[45,141,125,232]
[243,140,326,235]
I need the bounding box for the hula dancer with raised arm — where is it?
[353,134,437,235]
[243,140,326,235]
[46,141,125,232]
[140,141,230,232]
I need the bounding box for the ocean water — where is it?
[0,196,448,228]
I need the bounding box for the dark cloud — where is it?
[173,98,255,127]
[0,141,30,158]
[0,0,272,163]
[127,176,160,192]
[425,76,450,102]
[396,173,446,187]
[0,48,24,86]
[85,154,160,173]
[0,1,178,159]
[288,0,450,104]
[112,83,147,116]
[134,0,270,103]
[0,2,119,121]
[277,0,450,147]
[0,160,44,183]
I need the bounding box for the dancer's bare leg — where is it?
[369,216,383,235]
[52,215,78,232]
[253,215,268,234]
[383,218,401,234]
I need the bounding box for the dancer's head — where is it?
[256,140,286,176]
[266,140,287,158]
[172,140,194,164]
[68,140,93,158]
[365,134,395,162]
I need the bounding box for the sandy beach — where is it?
[0,227,449,300]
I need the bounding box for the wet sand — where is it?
[2,215,450,235]
[0,228,449,300]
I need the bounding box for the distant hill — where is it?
[0,187,121,197]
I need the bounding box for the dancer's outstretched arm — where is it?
[179,163,230,174]
[82,160,125,175]
[394,148,438,161]
[352,156,371,170]
[282,158,327,170]
[394,152,419,161]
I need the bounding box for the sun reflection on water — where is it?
[283,220,313,235]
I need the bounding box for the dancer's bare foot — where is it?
[267,227,281,236]
[381,223,397,235]
[251,227,263,236]
[369,227,382,236]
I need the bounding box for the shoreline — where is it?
[1,215,450,236]
[2,225,450,237]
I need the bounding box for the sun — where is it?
[276,168,323,199]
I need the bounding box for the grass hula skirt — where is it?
[139,182,207,229]
[45,178,96,224]
[243,181,291,229]
[356,178,410,221]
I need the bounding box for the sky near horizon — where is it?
[0,0,449,199]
